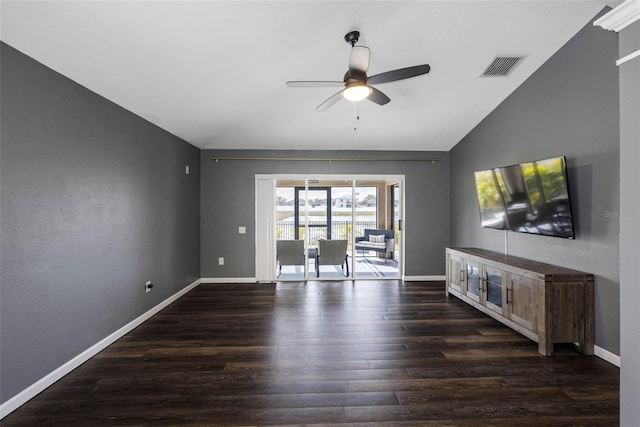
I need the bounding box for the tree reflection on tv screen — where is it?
[474,156,575,239]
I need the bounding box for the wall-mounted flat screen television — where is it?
[474,156,575,239]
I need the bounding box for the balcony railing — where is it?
[276,220,377,246]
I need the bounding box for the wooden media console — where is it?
[446,247,594,356]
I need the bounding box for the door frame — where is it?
[391,183,401,263]
[255,174,405,281]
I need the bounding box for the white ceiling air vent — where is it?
[481,55,525,77]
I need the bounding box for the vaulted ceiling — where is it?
[0,1,616,151]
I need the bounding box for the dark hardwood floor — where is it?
[2,281,619,426]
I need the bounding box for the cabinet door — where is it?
[464,260,481,303]
[447,253,464,293]
[508,274,538,331]
[483,265,506,315]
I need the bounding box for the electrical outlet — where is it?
[145,280,153,293]
[218,257,224,265]
[238,226,246,234]
[185,165,190,175]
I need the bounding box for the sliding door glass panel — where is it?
[353,180,399,279]
[295,186,331,246]
[276,186,295,240]
[329,185,354,241]
[313,182,351,279]
[275,186,307,279]
[353,181,376,279]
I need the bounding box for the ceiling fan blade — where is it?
[368,64,431,85]
[286,81,344,87]
[349,46,370,73]
[316,89,344,111]
[368,86,391,106]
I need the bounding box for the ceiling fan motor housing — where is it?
[343,69,367,86]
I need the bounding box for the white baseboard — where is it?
[594,345,620,367]
[200,277,257,283]
[403,275,446,281]
[0,278,201,420]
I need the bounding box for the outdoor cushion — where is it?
[369,234,385,243]
[356,241,386,248]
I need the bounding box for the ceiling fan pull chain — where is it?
[353,103,360,132]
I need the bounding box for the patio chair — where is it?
[316,239,349,277]
[276,240,305,277]
[354,229,395,263]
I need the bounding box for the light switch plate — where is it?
[239,226,246,234]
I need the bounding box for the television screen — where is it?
[474,156,575,239]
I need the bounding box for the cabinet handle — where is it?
[460,270,464,281]
[506,287,511,304]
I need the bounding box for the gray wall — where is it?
[201,149,449,278]
[449,15,620,354]
[618,19,640,427]
[0,43,201,404]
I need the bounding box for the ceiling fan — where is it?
[286,30,430,111]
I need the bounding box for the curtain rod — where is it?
[211,156,440,164]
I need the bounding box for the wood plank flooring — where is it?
[2,281,619,426]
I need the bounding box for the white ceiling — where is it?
[0,1,617,151]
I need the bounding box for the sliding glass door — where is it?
[267,175,402,281]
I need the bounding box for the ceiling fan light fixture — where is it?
[343,84,372,102]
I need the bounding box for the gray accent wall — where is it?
[0,43,200,404]
[618,19,640,427]
[201,149,449,278]
[449,15,621,354]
